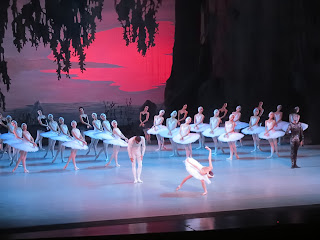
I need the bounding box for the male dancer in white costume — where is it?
[127,136,146,183]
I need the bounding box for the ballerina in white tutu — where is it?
[94,113,114,161]
[258,112,285,158]
[273,105,288,145]
[0,115,16,161]
[282,106,308,132]
[51,117,72,163]
[84,113,103,156]
[12,123,38,173]
[202,109,226,155]
[3,121,22,166]
[0,112,8,151]
[241,108,265,152]
[176,146,214,196]
[41,114,59,159]
[105,120,128,167]
[139,106,151,144]
[191,106,209,149]
[62,121,88,171]
[218,114,244,160]
[177,104,188,126]
[159,110,180,156]
[147,110,166,151]
[78,107,92,138]
[232,106,249,146]
[35,110,48,151]
[172,117,200,158]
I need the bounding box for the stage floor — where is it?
[1,139,320,237]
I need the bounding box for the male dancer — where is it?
[127,136,146,183]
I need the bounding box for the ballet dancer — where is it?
[127,136,146,183]
[191,106,209,149]
[84,113,103,156]
[0,113,8,151]
[218,114,244,160]
[41,114,59,159]
[3,121,22,166]
[258,112,285,158]
[282,106,308,132]
[285,113,304,168]
[177,104,188,126]
[94,113,114,161]
[273,105,288,145]
[105,120,128,167]
[218,103,228,123]
[62,121,88,171]
[139,106,151,144]
[172,117,200,158]
[176,146,214,196]
[147,110,166,151]
[35,110,48,150]
[202,109,226,155]
[159,110,180,156]
[51,117,72,163]
[256,101,264,118]
[241,108,265,152]
[78,107,92,138]
[0,115,15,160]
[12,123,39,173]
[232,105,249,146]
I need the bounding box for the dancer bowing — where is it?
[51,117,72,163]
[127,136,146,183]
[78,107,92,138]
[190,106,209,149]
[62,121,88,170]
[94,113,114,161]
[218,114,244,160]
[84,113,103,156]
[139,106,151,144]
[12,123,38,173]
[176,146,214,196]
[258,112,285,158]
[41,114,59,159]
[35,110,48,150]
[159,111,180,156]
[242,108,264,152]
[172,117,200,158]
[147,110,166,151]
[177,104,188,126]
[202,109,226,155]
[105,120,128,167]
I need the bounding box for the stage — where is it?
[1,139,320,238]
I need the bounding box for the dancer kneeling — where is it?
[62,121,88,170]
[218,114,244,160]
[176,146,214,196]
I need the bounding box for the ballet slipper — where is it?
[116,163,120,167]
[74,166,79,171]
[202,191,208,196]
[134,179,138,183]
[251,148,257,152]
[176,185,181,191]
[226,157,232,160]
[137,179,143,183]
[155,148,160,151]
[24,169,29,173]
[267,154,273,159]
[105,162,111,167]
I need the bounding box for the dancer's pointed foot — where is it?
[226,157,232,160]
[24,169,29,173]
[276,152,280,157]
[105,162,110,167]
[137,179,143,183]
[176,185,181,191]
[74,166,79,171]
[155,148,160,151]
[267,154,273,159]
[257,146,263,151]
[161,146,167,150]
[251,148,257,152]
[235,154,239,159]
[202,191,208,196]
[116,163,120,167]
[63,165,68,170]
[134,179,138,184]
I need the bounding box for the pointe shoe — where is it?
[155,148,160,151]
[137,179,143,183]
[251,148,257,152]
[74,166,79,171]
[176,185,181,191]
[202,191,208,196]
[116,163,120,167]
[24,169,29,173]
[63,165,68,170]
[134,179,138,184]
[226,157,232,160]
[105,162,110,167]
[267,155,273,159]
[235,154,239,159]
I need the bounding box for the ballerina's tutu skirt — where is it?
[51,134,72,142]
[158,127,180,138]
[103,139,128,147]
[93,132,114,140]
[190,123,210,133]
[4,138,23,146]
[62,139,88,150]
[11,141,39,152]
[40,131,59,139]
[258,130,285,140]
[84,130,102,139]
[184,158,211,184]
[281,122,308,132]
[147,125,167,135]
[234,121,249,130]
[218,132,244,142]
[241,126,265,135]
[202,127,226,138]
[172,133,200,144]
[273,121,289,131]
[0,133,15,140]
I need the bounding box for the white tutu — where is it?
[62,139,88,150]
[274,121,289,131]
[190,123,210,133]
[84,130,102,139]
[184,158,211,184]
[234,121,249,130]
[172,133,200,144]
[40,131,59,139]
[241,126,265,135]
[202,127,226,138]
[147,125,167,135]
[51,134,72,142]
[0,133,15,140]
[281,122,308,132]
[258,130,285,140]
[218,132,244,142]
[158,127,180,138]
[4,138,23,146]
[103,139,128,147]
[93,132,114,140]
[11,141,39,152]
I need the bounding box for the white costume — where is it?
[273,112,289,131]
[190,114,209,132]
[127,136,146,183]
[147,115,166,135]
[202,116,225,138]
[63,129,88,150]
[12,131,39,152]
[241,117,265,135]
[259,121,285,140]
[172,124,200,144]
[84,120,102,139]
[94,120,114,140]
[184,158,211,184]
[218,122,244,142]
[104,128,128,147]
